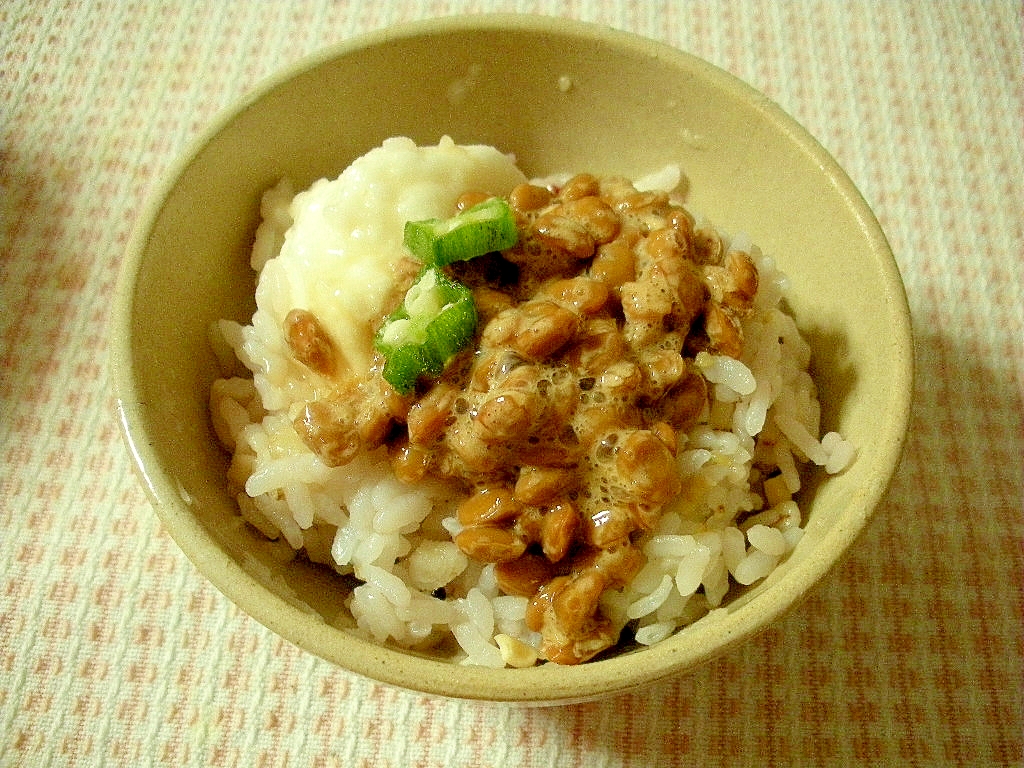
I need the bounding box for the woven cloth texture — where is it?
[2,1,1022,766]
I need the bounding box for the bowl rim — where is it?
[111,12,913,703]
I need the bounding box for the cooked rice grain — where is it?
[209,139,856,665]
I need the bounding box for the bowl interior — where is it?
[113,15,912,703]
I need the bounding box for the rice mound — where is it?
[210,137,855,667]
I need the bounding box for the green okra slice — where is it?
[375,267,478,394]
[403,197,518,267]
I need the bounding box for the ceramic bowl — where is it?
[112,14,912,703]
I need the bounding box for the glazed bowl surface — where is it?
[113,14,912,703]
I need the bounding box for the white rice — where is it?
[210,137,856,666]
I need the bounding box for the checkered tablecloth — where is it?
[2,2,1021,765]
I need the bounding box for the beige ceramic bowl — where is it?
[112,15,912,703]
